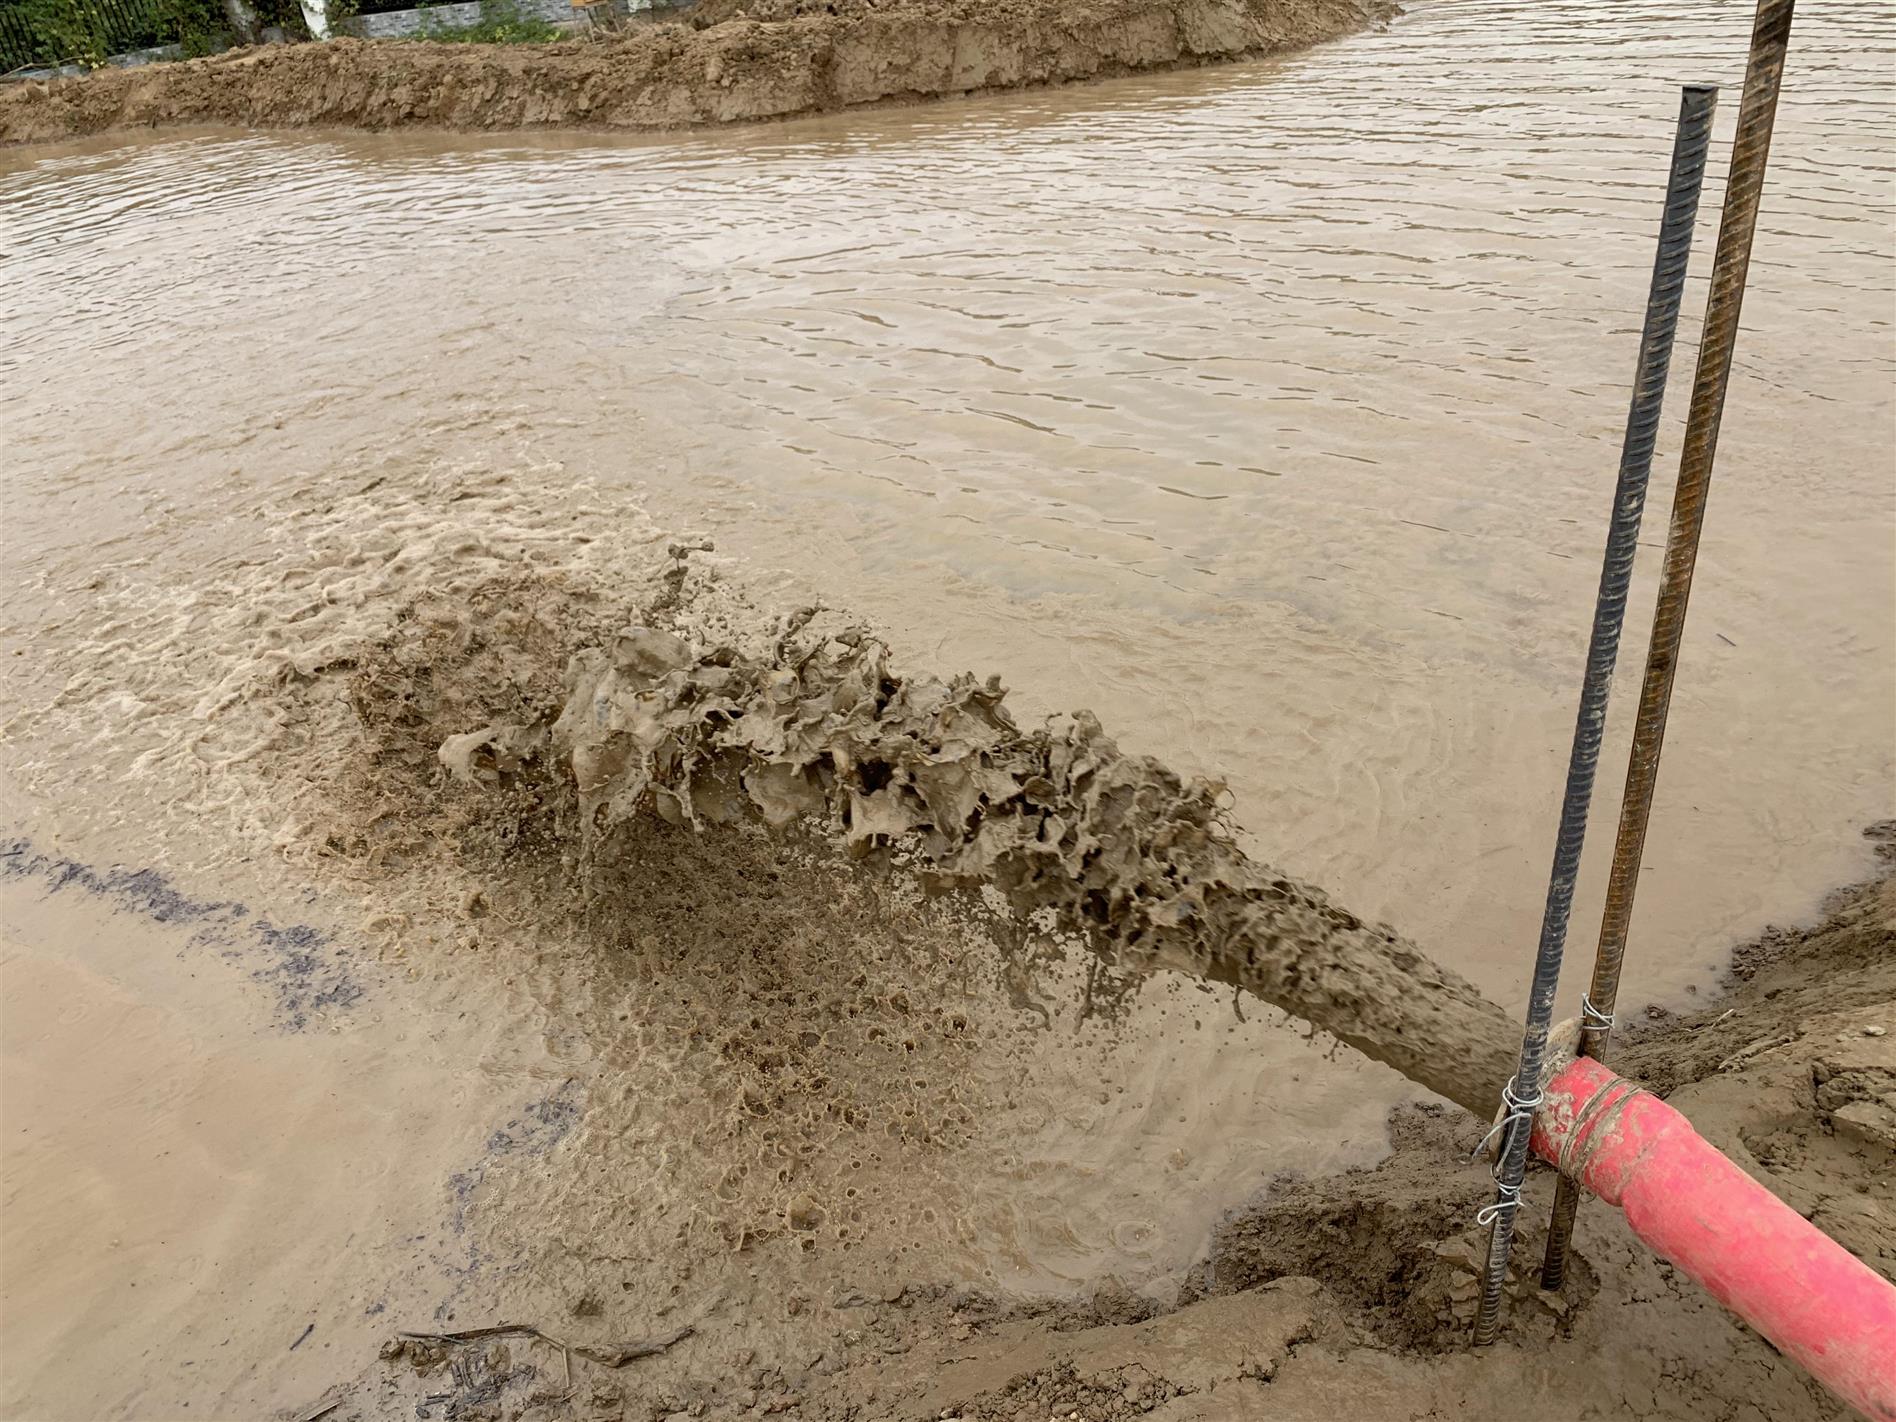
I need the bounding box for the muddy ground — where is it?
[0,0,1391,146]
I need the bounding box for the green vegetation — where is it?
[0,0,561,71]
[5,0,120,67]
[404,0,560,42]
[2,0,310,69]
[156,0,237,55]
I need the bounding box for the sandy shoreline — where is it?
[0,0,1392,147]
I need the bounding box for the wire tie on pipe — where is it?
[1556,1077,1633,1178]
[1566,1083,1649,1183]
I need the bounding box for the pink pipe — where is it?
[1533,1056,1896,1421]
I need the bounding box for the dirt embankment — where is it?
[0,0,1392,146]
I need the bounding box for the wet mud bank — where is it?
[0,0,1393,146]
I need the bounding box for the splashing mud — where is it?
[279,457,1515,1313]
[2,461,1406,1417]
[5,450,1507,1112]
[431,560,1516,1114]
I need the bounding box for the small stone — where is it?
[1832,1100,1896,1152]
[1864,1025,1887,1037]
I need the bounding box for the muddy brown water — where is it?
[1,1,1891,1416]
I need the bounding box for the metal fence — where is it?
[0,0,165,72]
[0,4,36,67]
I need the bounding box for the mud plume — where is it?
[444,605,1518,1116]
[0,0,1391,147]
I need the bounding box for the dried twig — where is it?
[397,1322,693,1369]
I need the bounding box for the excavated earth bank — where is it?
[0,0,1393,146]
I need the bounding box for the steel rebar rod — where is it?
[1541,0,1796,1293]
[1469,80,1721,1346]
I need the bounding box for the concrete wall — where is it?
[12,43,183,81]
[350,0,579,38]
[348,0,680,36]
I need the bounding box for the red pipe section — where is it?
[1534,1056,1896,1420]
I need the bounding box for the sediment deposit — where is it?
[0,0,1391,146]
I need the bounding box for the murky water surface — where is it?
[2,0,1892,1415]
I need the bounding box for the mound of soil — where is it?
[0,0,1392,147]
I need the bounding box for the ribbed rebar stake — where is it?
[1501,80,1719,1294]
[1541,0,1796,1294]
[1467,81,1722,1348]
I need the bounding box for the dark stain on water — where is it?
[0,836,367,1030]
[418,1081,584,1322]
[445,1083,583,1242]
[3,837,590,1331]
